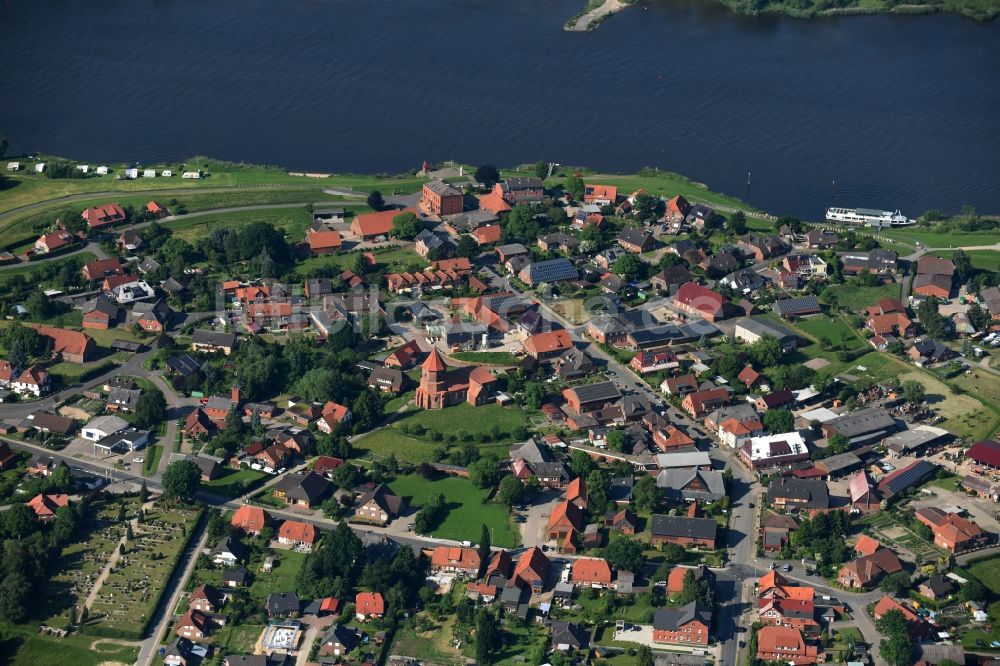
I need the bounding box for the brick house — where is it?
[652,602,711,645]
[430,547,483,578]
[650,515,717,549]
[422,180,464,216]
[756,626,818,665]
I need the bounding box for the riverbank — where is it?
[568,0,997,31]
[565,0,635,31]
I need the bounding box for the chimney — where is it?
[231,384,241,405]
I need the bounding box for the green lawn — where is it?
[0,156,426,212]
[394,403,528,439]
[932,249,1000,271]
[962,554,1000,596]
[389,473,519,547]
[821,282,900,311]
[142,444,164,477]
[203,466,270,497]
[247,549,309,602]
[881,227,1000,250]
[167,206,314,242]
[0,622,139,666]
[292,243,424,277]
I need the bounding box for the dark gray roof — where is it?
[520,258,578,284]
[321,624,360,651]
[275,471,331,503]
[766,477,830,510]
[509,439,552,464]
[192,329,236,348]
[167,354,202,376]
[266,591,300,615]
[649,515,717,540]
[358,483,404,516]
[569,381,621,405]
[657,469,726,502]
[773,296,821,316]
[550,621,589,648]
[826,407,897,439]
[653,601,713,631]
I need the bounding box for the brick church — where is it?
[415,348,497,409]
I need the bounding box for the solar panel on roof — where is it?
[572,381,621,403]
[526,258,578,282]
[882,460,935,496]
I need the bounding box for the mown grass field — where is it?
[880,227,1000,250]
[202,466,271,497]
[0,622,139,666]
[166,206,315,242]
[932,249,1000,271]
[0,156,427,211]
[389,472,519,547]
[449,351,523,365]
[821,282,900,311]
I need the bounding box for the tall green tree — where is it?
[162,460,200,501]
[474,165,500,188]
[366,190,384,211]
[391,212,423,240]
[134,388,167,428]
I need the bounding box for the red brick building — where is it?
[422,180,464,216]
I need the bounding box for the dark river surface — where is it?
[1,0,998,219]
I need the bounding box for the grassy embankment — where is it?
[715,0,997,21]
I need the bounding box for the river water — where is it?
[1,0,998,219]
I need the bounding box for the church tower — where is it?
[416,348,449,409]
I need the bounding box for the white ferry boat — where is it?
[825,207,914,228]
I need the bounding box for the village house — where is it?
[230,505,271,535]
[175,609,214,640]
[583,183,617,205]
[756,625,818,665]
[682,387,730,419]
[652,602,712,645]
[650,514,717,549]
[422,180,464,216]
[82,202,126,229]
[191,329,237,355]
[913,256,954,299]
[672,282,737,322]
[355,592,385,620]
[915,507,990,552]
[35,230,76,254]
[523,329,573,360]
[511,546,551,594]
[189,584,224,613]
[354,483,404,525]
[430,546,483,577]
[277,520,319,550]
[36,325,96,363]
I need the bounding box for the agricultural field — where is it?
[389,472,519,547]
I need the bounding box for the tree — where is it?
[391,212,423,240]
[960,578,987,603]
[877,610,914,666]
[633,474,662,513]
[367,190,385,211]
[0,572,31,623]
[879,571,911,596]
[606,535,645,573]
[749,334,782,368]
[351,389,382,432]
[474,165,500,187]
[570,449,595,477]
[952,249,974,283]
[479,524,491,563]
[2,504,38,539]
[917,298,949,340]
[901,380,926,404]
[586,469,611,515]
[497,475,523,507]
[612,253,647,281]
[523,381,546,409]
[134,388,167,429]
[139,480,148,503]
[726,211,747,235]
[968,303,990,332]
[763,408,794,434]
[676,569,713,605]
[469,458,501,489]
[474,607,500,664]
[455,235,479,259]
[637,645,654,666]
[533,160,548,180]
[565,175,585,200]
[606,429,627,453]
[162,460,200,501]
[826,433,850,455]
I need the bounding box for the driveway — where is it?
[520,490,559,549]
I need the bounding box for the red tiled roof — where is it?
[35,325,93,358]
[279,520,318,544]
[352,207,417,237]
[307,229,342,251]
[472,225,502,244]
[356,592,384,616]
[231,505,270,532]
[524,329,573,356]
[674,281,726,316]
[571,557,612,584]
